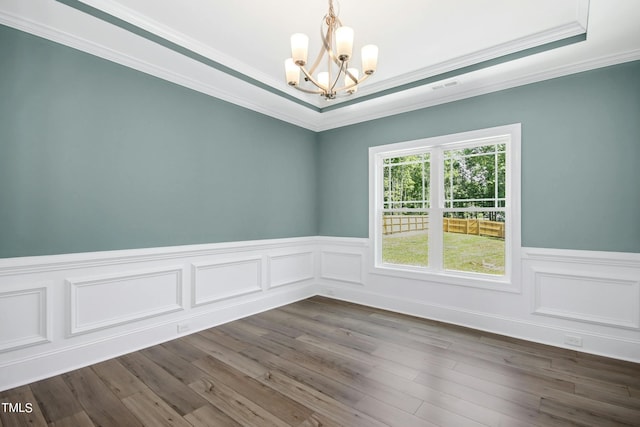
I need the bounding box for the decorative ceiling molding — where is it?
[54,0,588,113]
[0,9,321,130]
[2,0,639,132]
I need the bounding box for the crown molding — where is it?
[2,1,638,132]
[57,0,591,113]
[75,0,291,100]
[0,9,321,131]
[341,19,589,103]
[315,48,640,131]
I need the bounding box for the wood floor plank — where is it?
[260,331,424,414]
[184,405,243,427]
[48,410,95,427]
[192,355,314,426]
[141,344,206,385]
[29,376,84,424]
[217,322,294,357]
[454,359,576,394]
[62,367,144,427]
[183,405,243,427]
[2,297,638,426]
[0,386,48,427]
[539,395,639,427]
[378,368,541,423]
[575,381,640,410]
[198,327,253,352]
[355,395,440,427]
[258,370,389,427]
[406,364,542,411]
[122,388,192,427]
[239,344,366,406]
[551,356,640,388]
[296,333,420,380]
[90,358,147,399]
[181,331,269,379]
[118,352,208,416]
[414,399,489,427]
[449,339,554,370]
[539,389,640,426]
[479,334,579,359]
[265,306,380,354]
[189,377,289,427]
[372,341,457,370]
[161,337,210,363]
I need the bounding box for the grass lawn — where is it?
[382,231,505,275]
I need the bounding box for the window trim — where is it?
[368,124,522,293]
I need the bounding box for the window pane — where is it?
[443,211,505,275]
[444,144,505,209]
[382,212,429,267]
[383,154,430,209]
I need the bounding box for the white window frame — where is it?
[368,124,521,293]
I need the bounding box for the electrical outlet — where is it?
[564,335,583,347]
[177,323,190,334]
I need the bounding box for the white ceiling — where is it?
[1,0,639,131]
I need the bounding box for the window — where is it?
[369,124,521,290]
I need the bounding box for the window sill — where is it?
[370,264,521,293]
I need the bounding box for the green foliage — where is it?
[383,154,430,209]
[383,143,506,221]
[444,144,506,215]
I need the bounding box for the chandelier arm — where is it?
[330,60,346,92]
[344,68,358,84]
[298,65,325,91]
[321,19,344,69]
[293,85,325,95]
[305,24,329,76]
[333,72,372,93]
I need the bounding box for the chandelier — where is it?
[284,0,378,100]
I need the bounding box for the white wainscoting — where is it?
[2,237,639,391]
[316,238,640,363]
[531,269,640,329]
[0,284,51,352]
[0,238,317,391]
[68,266,185,336]
[268,251,314,289]
[191,257,262,306]
[320,251,365,285]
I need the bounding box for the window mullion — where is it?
[429,149,443,271]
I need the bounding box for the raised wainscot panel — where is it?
[191,257,262,307]
[532,269,640,329]
[0,285,50,352]
[320,251,364,285]
[268,251,314,289]
[67,266,184,336]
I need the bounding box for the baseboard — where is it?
[317,284,640,363]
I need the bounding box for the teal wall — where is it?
[2,24,639,257]
[0,25,318,258]
[317,61,640,253]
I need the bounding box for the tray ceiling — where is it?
[1,0,639,130]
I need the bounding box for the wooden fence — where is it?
[443,217,505,239]
[383,215,504,239]
[383,215,429,235]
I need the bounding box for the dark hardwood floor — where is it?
[2,296,639,426]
